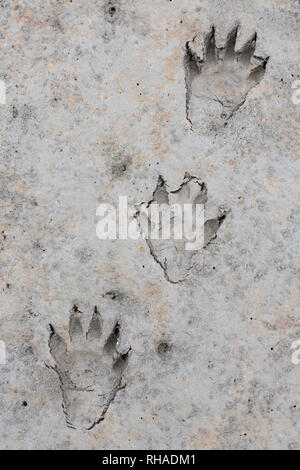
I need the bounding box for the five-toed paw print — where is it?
[136,173,229,283]
[185,25,269,131]
[48,306,130,430]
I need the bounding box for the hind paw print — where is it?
[47,306,130,430]
[185,25,269,131]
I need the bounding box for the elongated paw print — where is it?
[136,173,229,283]
[185,25,269,131]
[48,306,130,430]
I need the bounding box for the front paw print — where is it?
[48,306,130,430]
[136,173,229,283]
[185,25,269,131]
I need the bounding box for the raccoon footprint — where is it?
[185,25,269,131]
[136,172,229,283]
[48,306,130,430]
